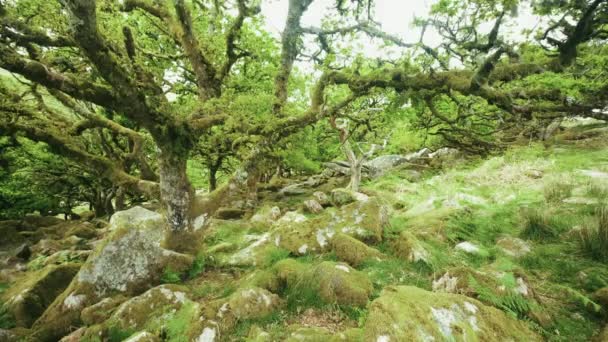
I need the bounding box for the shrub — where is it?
[577,206,608,261]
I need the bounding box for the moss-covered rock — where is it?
[1,263,80,327]
[284,326,363,342]
[80,295,127,325]
[364,285,541,341]
[29,206,193,342]
[225,287,282,320]
[330,188,357,207]
[124,331,161,342]
[271,197,388,256]
[274,259,373,307]
[102,284,191,331]
[330,233,383,267]
[391,231,430,263]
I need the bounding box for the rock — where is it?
[80,295,127,325]
[58,327,86,342]
[455,241,481,254]
[250,206,282,225]
[496,236,532,258]
[525,169,544,179]
[22,215,64,228]
[30,239,63,256]
[312,191,330,206]
[272,197,388,255]
[29,206,193,342]
[330,233,383,267]
[215,207,247,220]
[330,188,356,207]
[593,287,608,311]
[280,183,309,196]
[103,285,192,331]
[364,286,541,341]
[63,223,98,240]
[1,263,80,327]
[124,331,161,342]
[392,231,430,263]
[303,199,323,214]
[14,243,31,260]
[274,259,373,307]
[225,287,282,320]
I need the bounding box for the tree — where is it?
[1,0,606,253]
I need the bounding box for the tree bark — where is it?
[209,165,218,192]
[158,150,200,253]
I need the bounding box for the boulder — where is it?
[215,207,247,220]
[330,233,382,267]
[392,231,430,263]
[303,199,324,214]
[80,295,127,325]
[271,197,388,255]
[224,287,282,320]
[455,241,482,254]
[30,206,193,342]
[1,263,80,327]
[274,259,373,307]
[14,243,31,260]
[312,191,330,207]
[364,286,541,341]
[496,236,532,258]
[330,188,356,207]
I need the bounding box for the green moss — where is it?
[330,233,383,267]
[364,285,541,341]
[166,302,198,342]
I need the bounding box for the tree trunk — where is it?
[209,165,218,192]
[158,150,198,253]
[342,140,362,192]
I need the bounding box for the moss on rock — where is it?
[274,259,372,307]
[1,263,80,327]
[271,197,388,256]
[391,231,430,263]
[364,285,541,341]
[330,233,383,267]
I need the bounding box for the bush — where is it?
[577,206,608,261]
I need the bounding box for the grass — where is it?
[165,302,198,342]
[543,180,573,203]
[161,267,182,284]
[519,208,557,240]
[577,206,608,262]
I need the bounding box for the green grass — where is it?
[165,302,198,342]
[577,206,608,262]
[161,267,182,284]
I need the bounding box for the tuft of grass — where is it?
[577,206,608,261]
[161,267,182,284]
[520,208,556,240]
[586,181,608,200]
[107,326,134,342]
[165,302,197,342]
[543,180,573,203]
[262,247,291,267]
[187,254,206,279]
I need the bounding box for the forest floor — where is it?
[1,122,608,341]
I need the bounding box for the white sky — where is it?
[261,0,543,60]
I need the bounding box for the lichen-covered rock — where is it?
[330,188,356,207]
[250,206,282,225]
[1,263,80,327]
[392,231,430,263]
[312,191,330,207]
[271,197,388,255]
[274,259,373,307]
[225,287,282,320]
[103,284,191,330]
[330,233,382,267]
[30,206,193,342]
[285,326,363,342]
[124,331,161,342]
[364,286,541,341]
[80,295,127,325]
[496,236,531,258]
[304,199,324,214]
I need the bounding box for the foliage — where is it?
[520,208,557,240]
[161,267,182,284]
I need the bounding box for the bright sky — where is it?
[261,0,543,60]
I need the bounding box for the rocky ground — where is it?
[1,122,608,341]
